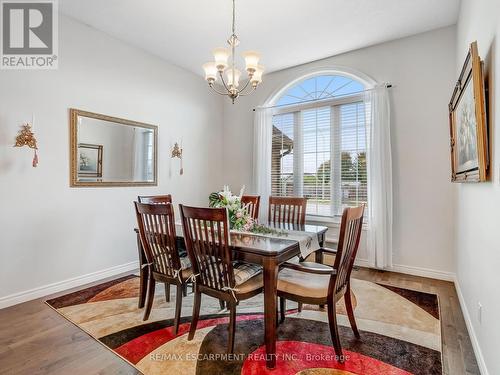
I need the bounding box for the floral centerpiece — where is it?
[209,186,288,236]
[209,186,255,231]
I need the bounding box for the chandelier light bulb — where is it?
[242,51,260,73]
[251,65,264,86]
[226,68,241,88]
[213,48,230,71]
[202,62,218,83]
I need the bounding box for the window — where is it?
[271,74,368,218]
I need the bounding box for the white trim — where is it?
[271,93,364,115]
[353,258,372,268]
[389,264,455,281]
[0,261,139,309]
[454,277,489,375]
[262,65,378,107]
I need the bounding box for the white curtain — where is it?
[253,107,273,223]
[365,85,393,269]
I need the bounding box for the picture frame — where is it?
[77,143,103,178]
[448,41,488,182]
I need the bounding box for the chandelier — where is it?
[202,0,264,103]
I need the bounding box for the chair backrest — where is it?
[241,195,260,220]
[268,196,307,226]
[179,205,235,293]
[137,195,172,204]
[331,205,365,297]
[134,202,181,278]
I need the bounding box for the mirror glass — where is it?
[70,109,157,186]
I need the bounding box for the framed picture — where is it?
[77,143,103,177]
[448,41,488,182]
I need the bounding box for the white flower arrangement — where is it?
[209,185,255,231]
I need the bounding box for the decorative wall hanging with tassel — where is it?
[14,114,38,167]
[171,141,183,175]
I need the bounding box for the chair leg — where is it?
[219,299,226,310]
[327,302,343,362]
[143,276,156,321]
[173,284,183,335]
[345,285,360,338]
[138,266,149,308]
[227,302,237,354]
[188,291,201,341]
[164,283,170,303]
[275,303,279,328]
[182,283,188,297]
[298,302,302,312]
[279,297,286,323]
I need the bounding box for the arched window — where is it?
[271,74,368,218]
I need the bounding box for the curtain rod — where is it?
[252,83,393,111]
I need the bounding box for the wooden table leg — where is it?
[136,232,148,308]
[315,233,325,264]
[263,257,278,369]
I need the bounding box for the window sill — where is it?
[306,215,342,225]
[306,215,369,230]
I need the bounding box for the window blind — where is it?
[271,113,295,197]
[271,101,367,218]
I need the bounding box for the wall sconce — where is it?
[14,115,38,167]
[171,142,183,175]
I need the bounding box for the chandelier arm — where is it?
[239,85,257,97]
[237,77,252,93]
[209,84,230,96]
[219,71,231,93]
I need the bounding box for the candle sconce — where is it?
[14,123,38,167]
[171,142,183,175]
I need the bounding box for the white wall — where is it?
[455,1,500,374]
[0,15,223,305]
[222,27,457,278]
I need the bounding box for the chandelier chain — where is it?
[232,0,236,36]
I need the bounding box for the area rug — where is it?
[46,275,442,375]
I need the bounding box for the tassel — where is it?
[32,149,38,168]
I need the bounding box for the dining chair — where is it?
[277,205,365,362]
[241,195,261,220]
[137,194,172,204]
[134,202,193,334]
[179,204,264,354]
[268,196,307,226]
[136,194,189,304]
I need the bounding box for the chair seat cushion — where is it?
[233,262,262,286]
[235,273,263,294]
[181,268,193,280]
[286,261,333,271]
[277,267,331,299]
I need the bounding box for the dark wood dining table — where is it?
[135,223,328,369]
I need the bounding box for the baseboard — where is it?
[454,277,489,375]
[354,258,373,268]
[0,261,139,309]
[388,264,455,281]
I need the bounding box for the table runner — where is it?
[231,228,320,259]
[174,222,320,259]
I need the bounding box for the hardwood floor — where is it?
[0,268,480,375]
[352,268,480,375]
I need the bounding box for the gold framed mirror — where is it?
[70,109,158,187]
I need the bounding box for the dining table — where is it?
[135,222,328,369]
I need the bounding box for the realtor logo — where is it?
[1,0,58,69]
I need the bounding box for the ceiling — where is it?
[60,0,460,76]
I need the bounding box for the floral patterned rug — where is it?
[46,275,442,375]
